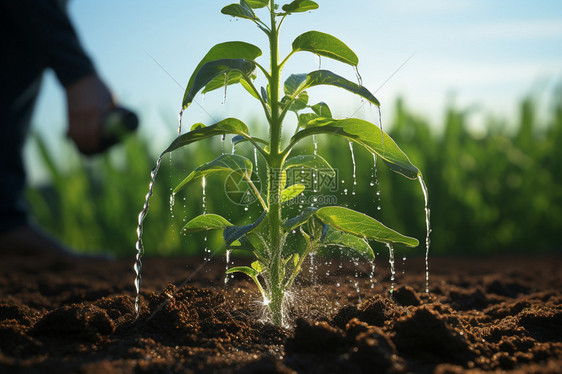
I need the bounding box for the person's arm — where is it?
[3,0,115,154]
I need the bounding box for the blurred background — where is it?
[24,0,562,257]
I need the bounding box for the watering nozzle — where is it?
[98,107,139,152]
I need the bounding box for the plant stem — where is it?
[266,1,285,326]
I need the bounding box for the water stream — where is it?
[386,243,396,293]
[348,142,357,196]
[370,154,382,211]
[134,155,164,317]
[418,175,432,293]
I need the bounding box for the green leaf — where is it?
[224,212,266,246]
[283,154,336,178]
[174,154,253,194]
[185,42,262,106]
[240,78,261,100]
[311,102,332,118]
[246,0,268,8]
[315,206,419,247]
[221,1,258,21]
[226,266,258,278]
[321,228,374,259]
[251,260,264,273]
[283,206,318,231]
[182,214,233,233]
[202,71,247,94]
[293,117,419,179]
[298,113,319,127]
[284,74,307,96]
[291,91,309,112]
[282,0,319,13]
[183,59,257,110]
[162,118,250,155]
[292,31,358,66]
[291,70,379,106]
[281,184,305,202]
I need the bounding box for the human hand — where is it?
[65,75,115,155]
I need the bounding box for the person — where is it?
[0,0,120,257]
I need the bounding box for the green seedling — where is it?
[139,0,424,326]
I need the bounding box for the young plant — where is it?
[163,0,421,326]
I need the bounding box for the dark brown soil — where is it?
[0,252,561,373]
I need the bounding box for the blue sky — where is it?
[28,0,562,180]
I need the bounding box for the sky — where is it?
[28,0,562,181]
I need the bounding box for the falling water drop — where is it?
[317,55,322,70]
[202,176,207,214]
[254,147,259,175]
[222,72,229,104]
[386,243,396,293]
[348,142,357,196]
[309,252,316,284]
[418,175,432,294]
[312,134,318,156]
[231,142,236,155]
[169,192,176,215]
[377,106,385,147]
[225,249,232,285]
[353,66,363,87]
[371,154,382,211]
[134,155,164,317]
[221,134,226,155]
[355,281,362,303]
[177,110,184,134]
[369,260,376,289]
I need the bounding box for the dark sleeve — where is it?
[2,0,96,86]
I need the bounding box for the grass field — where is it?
[26,88,562,258]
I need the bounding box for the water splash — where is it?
[348,142,357,196]
[418,175,432,293]
[134,155,164,317]
[386,243,396,293]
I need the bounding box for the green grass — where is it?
[26,89,562,257]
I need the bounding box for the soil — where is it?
[0,252,561,373]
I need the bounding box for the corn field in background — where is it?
[26,89,562,258]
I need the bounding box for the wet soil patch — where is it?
[0,253,560,373]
